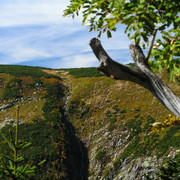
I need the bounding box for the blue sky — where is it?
[0,0,133,69]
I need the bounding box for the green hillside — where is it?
[0,65,60,79]
[0,65,179,179]
[63,67,104,78]
[59,68,180,179]
[0,65,87,179]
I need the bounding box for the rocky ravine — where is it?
[64,73,180,180]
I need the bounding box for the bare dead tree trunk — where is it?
[89,38,180,119]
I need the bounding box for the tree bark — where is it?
[89,38,180,119]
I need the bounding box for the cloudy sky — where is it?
[0,0,133,69]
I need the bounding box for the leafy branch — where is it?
[64,0,180,80]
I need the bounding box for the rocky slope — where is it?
[0,65,88,179]
[0,65,179,179]
[59,68,180,180]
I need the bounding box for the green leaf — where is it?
[159,24,167,31]
[135,38,140,44]
[129,31,139,40]
[134,23,139,31]
[138,4,145,10]
[98,18,103,25]
[140,0,145,3]
[83,5,90,8]
[107,30,112,38]
[166,12,172,17]
[91,10,97,14]
[141,32,148,42]
[158,64,163,72]
[148,5,156,10]
[175,17,180,23]
[172,43,180,50]
[94,25,97,32]
[97,31,102,38]
[127,3,136,9]
[161,31,169,37]
[88,27,93,32]
[122,16,135,24]
[143,44,146,49]
[143,18,154,30]
[109,1,114,9]
[169,71,173,81]
[125,24,132,34]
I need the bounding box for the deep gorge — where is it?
[0,65,179,179]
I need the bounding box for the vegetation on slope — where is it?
[0,67,60,123]
[64,69,180,178]
[1,93,65,178]
[0,66,71,179]
[0,66,179,179]
[0,66,89,179]
[0,65,60,79]
[60,67,104,78]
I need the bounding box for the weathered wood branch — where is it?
[89,38,180,119]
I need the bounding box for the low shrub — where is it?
[2,78,22,100]
[65,67,104,78]
[96,151,106,161]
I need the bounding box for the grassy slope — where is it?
[59,68,180,178]
[65,69,179,135]
[0,65,63,123]
[0,66,179,179]
[0,65,71,179]
[0,65,60,79]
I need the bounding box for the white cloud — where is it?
[0,24,87,63]
[13,48,50,62]
[53,53,98,69]
[0,0,75,27]
[0,0,133,68]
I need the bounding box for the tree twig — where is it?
[146,29,158,61]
